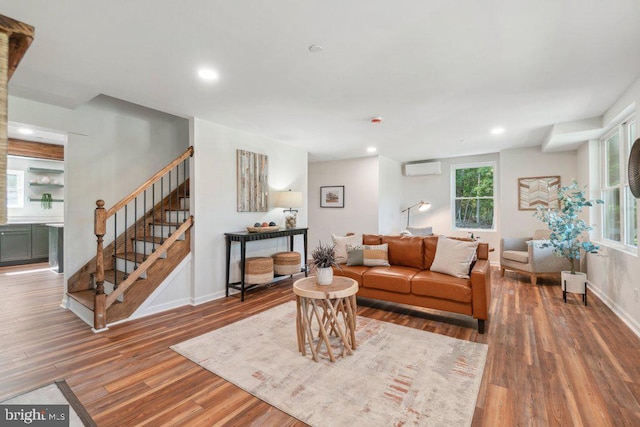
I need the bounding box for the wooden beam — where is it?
[8,138,64,160]
[0,14,34,80]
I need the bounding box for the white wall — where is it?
[378,156,403,235]
[8,95,190,287]
[403,153,500,262]
[580,75,640,336]
[499,146,578,238]
[308,156,379,248]
[191,118,308,303]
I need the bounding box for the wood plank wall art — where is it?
[236,149,269,212]
[518,176,560,210]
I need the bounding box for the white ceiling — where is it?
[1,1,640,162]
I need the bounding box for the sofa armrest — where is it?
[470,259,491,321]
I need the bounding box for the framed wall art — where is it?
[518,176,560,211]
[237,149,269,212]
[320,185,344,208]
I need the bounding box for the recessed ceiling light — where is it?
[459,139,466,143]
[18,128,34,135]
[491,127,505,135]
[308,44,323,53]
[367,147,377,153]
[198,68,219,82]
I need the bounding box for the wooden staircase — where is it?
[67,147,193,331]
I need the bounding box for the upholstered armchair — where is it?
[500,230,571,285]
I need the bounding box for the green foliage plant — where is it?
[41,193,53,209]
[534,180,603,275]
[311,242,339,269]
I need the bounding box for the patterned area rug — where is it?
[172,302,487,426]
[0,380,96,426]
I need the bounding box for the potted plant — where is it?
[41,193,53,209]
[311,242,339,285]
[534,180,603,295]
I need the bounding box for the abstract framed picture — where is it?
[320,186,344,208]
[518,176,560,211]
[237,149,269,212]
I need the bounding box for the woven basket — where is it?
[245,257,274,284]
[273,251,301,275]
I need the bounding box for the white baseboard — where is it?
[190,290,226,306]
[587,281,640,338]
[107,297,192,328]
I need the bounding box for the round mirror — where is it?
[629,137,640,198]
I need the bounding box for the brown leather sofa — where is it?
[333,234,491,333]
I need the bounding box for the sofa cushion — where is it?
[423,236,438,269]
[411,270,472,303]
[331,233,362,264]
[334,265,370,286]
[381,235,425,269]
[363,234,382,245]
[503,250,528,263]
[362,266,420,294]
[346,244,390,267]
[430,236,478,279]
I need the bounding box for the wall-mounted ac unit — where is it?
[403,161,442,176]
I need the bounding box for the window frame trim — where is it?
[6,169,25,209]
[599,113,637,250]
[451,160,497,232]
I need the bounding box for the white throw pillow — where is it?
[331,233,363,264]
[430,236,479,279]
[406,226,433,237]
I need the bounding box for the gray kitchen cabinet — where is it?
[0,225,32,263]
[0,224,52,266]
[31,224,50,259]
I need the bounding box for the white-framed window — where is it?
[452,161,496,230]
[600,115,637,249]
[7,169,25,208]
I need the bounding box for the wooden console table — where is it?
[225,228,308,301]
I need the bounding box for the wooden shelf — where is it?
[28,167,64,174]
[29,183,63,188]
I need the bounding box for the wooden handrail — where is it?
[105,146,193,218]
[104,216,193,308]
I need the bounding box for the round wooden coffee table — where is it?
[293,276,358,362]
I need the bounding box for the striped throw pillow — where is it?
[346,243,390,267]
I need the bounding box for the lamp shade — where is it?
[418,201,431,212]
[278,190,303,208]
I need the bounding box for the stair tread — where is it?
[114,252,147,263]
[104,269,145,284]
[68,289,123,311]
[130,235,164,244]
[68,290,95,310]
[151,220,186,226]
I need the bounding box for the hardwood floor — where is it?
[1,263,639,426]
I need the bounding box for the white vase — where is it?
[561,271,587,294]
[316,267,333,285]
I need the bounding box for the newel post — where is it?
[94,199,107,330]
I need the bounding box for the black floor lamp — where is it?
[402,201,431,227]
